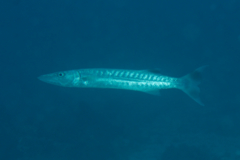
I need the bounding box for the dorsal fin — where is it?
[144,69,162,74]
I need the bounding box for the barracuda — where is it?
[38,66,207,105]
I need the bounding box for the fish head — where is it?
[38,70,80,87]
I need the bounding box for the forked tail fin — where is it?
[179,66,207,106]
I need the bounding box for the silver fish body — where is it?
[38,67,207,105]
[76,69,178,91]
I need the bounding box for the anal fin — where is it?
[145,90,161,96]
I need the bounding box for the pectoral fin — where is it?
[81,76,98,81]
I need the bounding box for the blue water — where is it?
[1,0,240,159]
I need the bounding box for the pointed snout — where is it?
[38,74,50,83]
[38,73,58,85]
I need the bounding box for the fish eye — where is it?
[58,72,65,77]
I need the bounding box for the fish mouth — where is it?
[38,75,49,82]
[38,74,57,84]
[38,73,67,86]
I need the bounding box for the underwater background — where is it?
[1,0,240,159]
